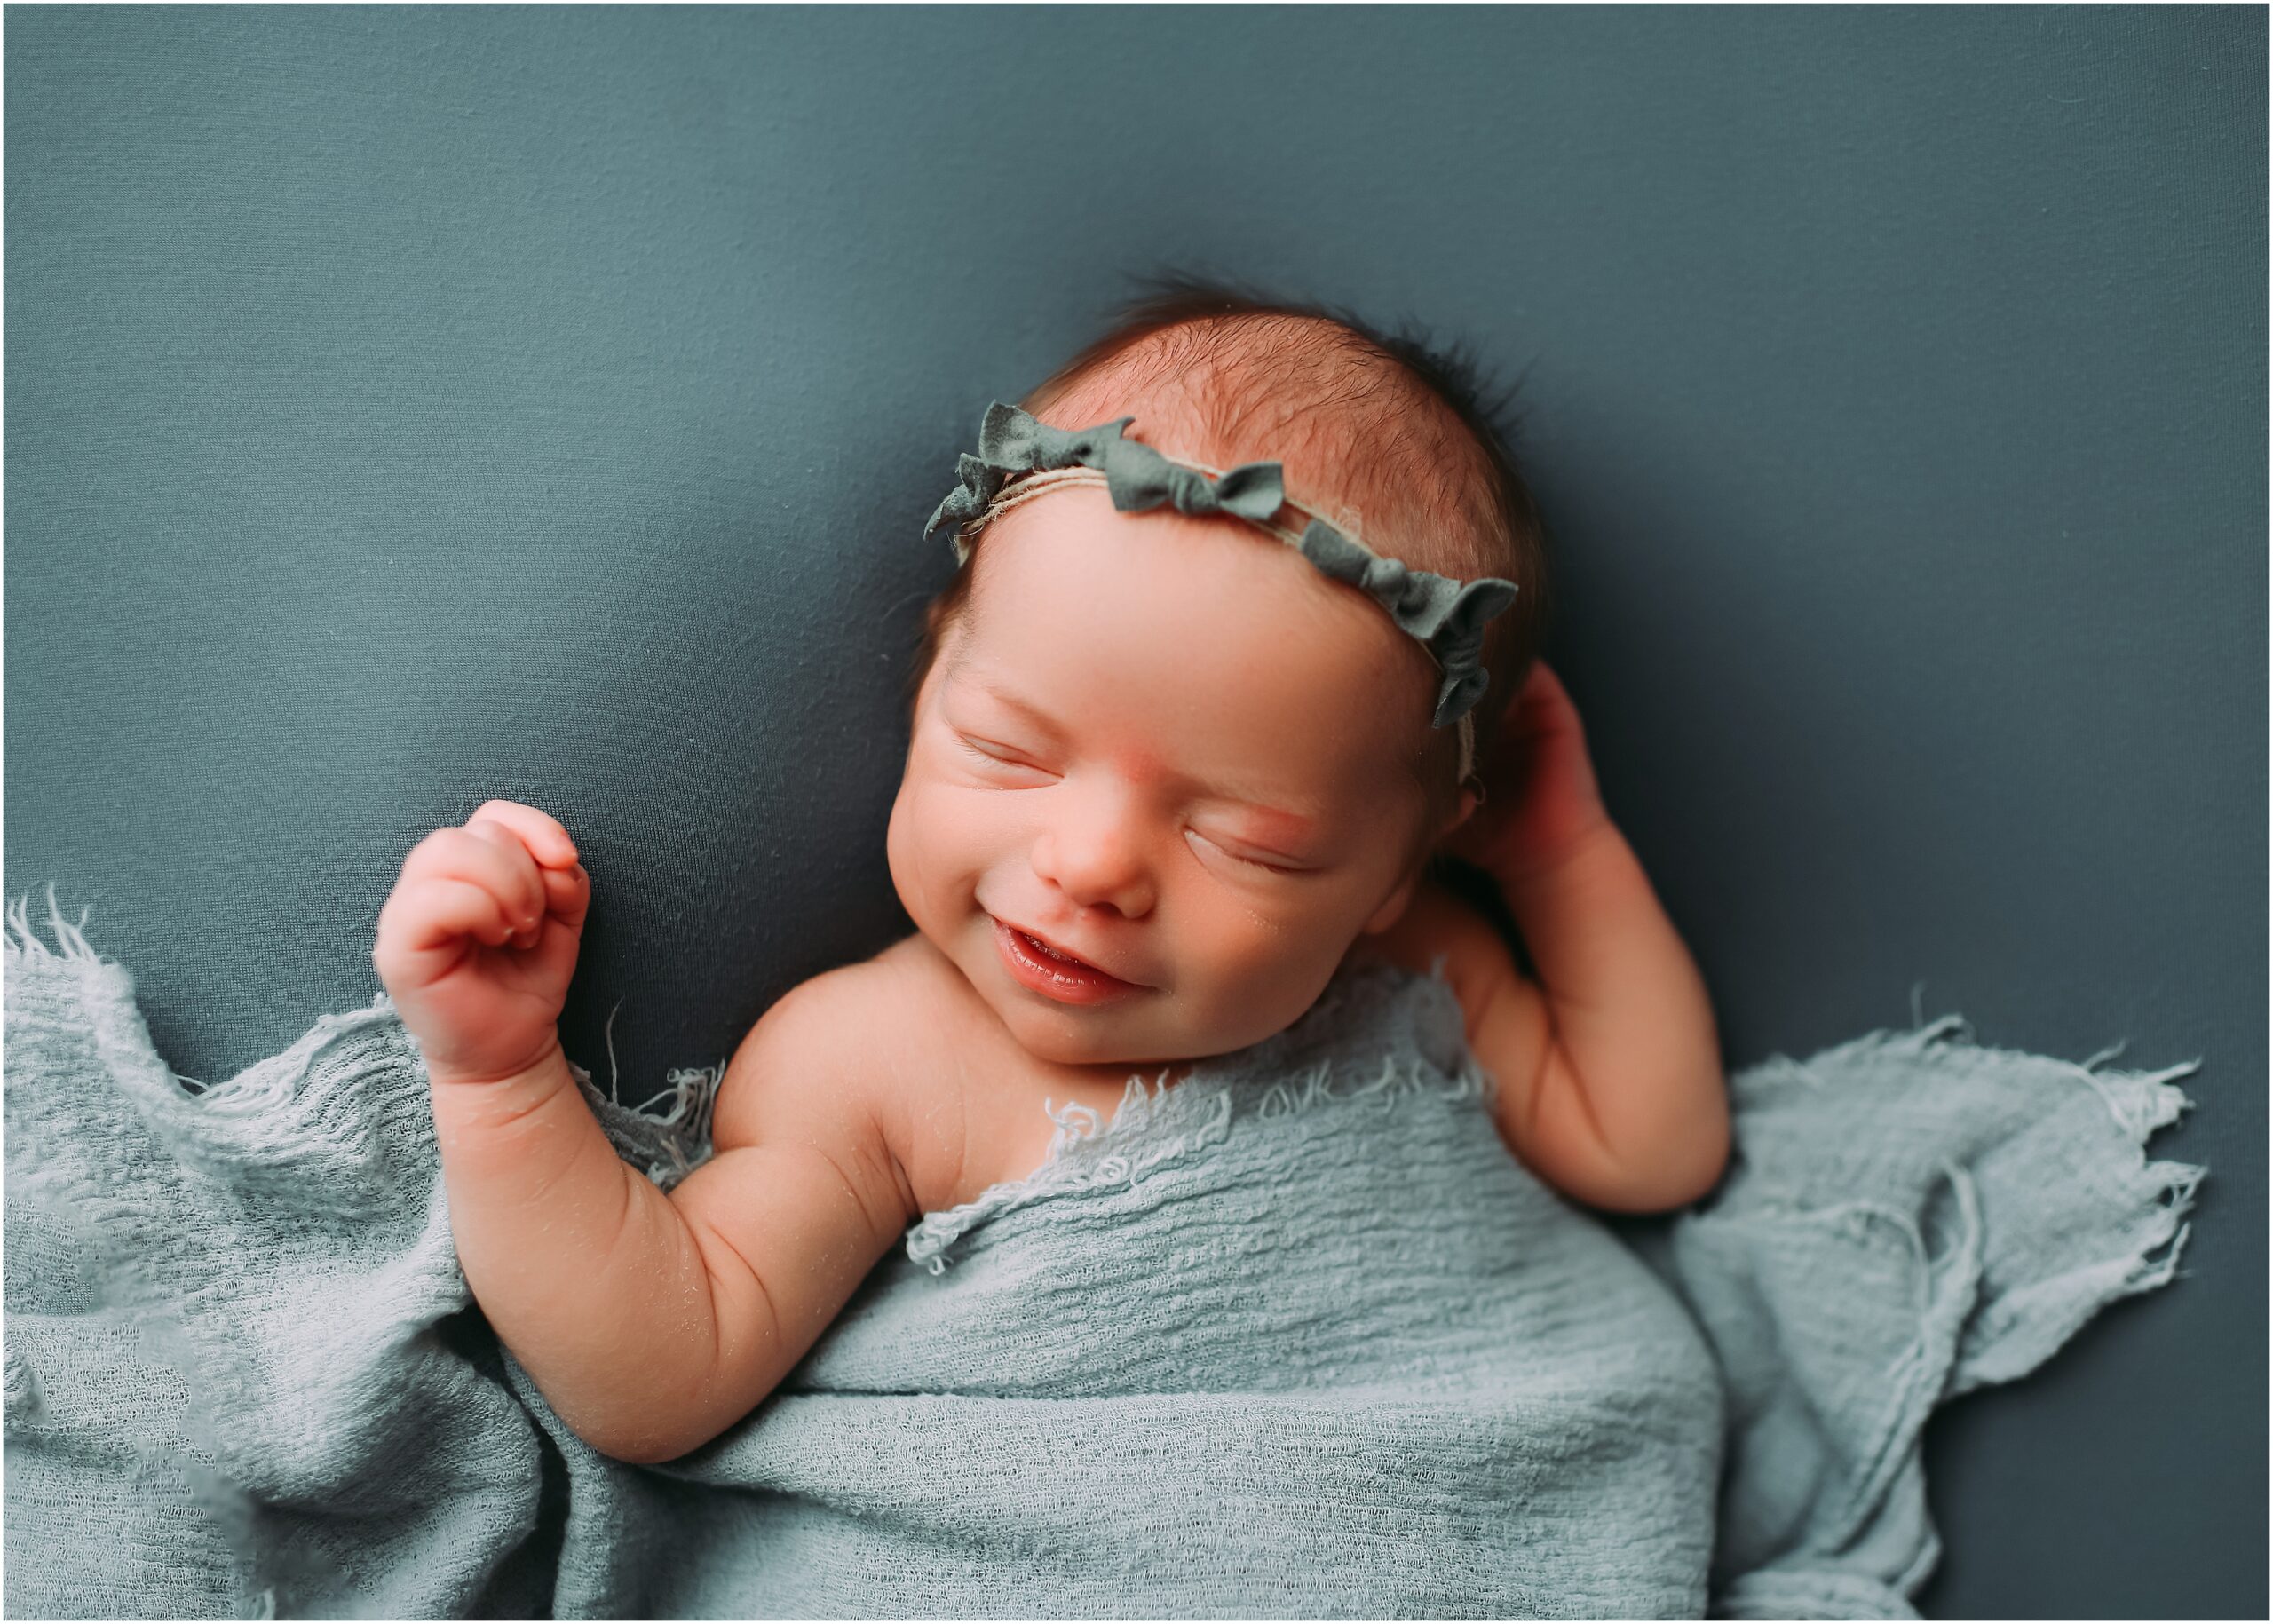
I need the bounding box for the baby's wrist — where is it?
[424,1036,574,1121]
[1489,811,1621,900]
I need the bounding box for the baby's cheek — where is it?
[888,779,998,923]
[1177,899,1335,1048]
[884,780,947,925]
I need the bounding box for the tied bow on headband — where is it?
[924,400,1519,732]
[926,401,1289,542]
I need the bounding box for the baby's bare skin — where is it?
[374,465,1725,1467]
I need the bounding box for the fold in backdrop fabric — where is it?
[2,894,2206,1620]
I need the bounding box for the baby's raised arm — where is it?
[1434,667,1730,1212]
[374,803,910,1463]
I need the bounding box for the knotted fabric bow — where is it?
[925,400,1520,735]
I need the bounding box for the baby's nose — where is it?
[1033,805,1154,918]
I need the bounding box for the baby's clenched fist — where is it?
[373,799,591,1087]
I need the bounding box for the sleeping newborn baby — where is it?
[374,296,1729,1467]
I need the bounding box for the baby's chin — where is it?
[967,946,1212,1070]
[978,951,1331,1072]
[983,982,1188,1070]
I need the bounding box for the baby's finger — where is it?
[464,820,553,943]
[467,800,580,870]
[540,861,591,931]
[1511,662,1584,740]
[407,826,548,940]
[382,875,518,959]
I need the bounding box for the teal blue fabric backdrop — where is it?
[6,6,2263,1616]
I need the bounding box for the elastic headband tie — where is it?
[924,400,1520,794]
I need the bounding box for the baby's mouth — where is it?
[1012,923,1123,978]
[989,915,1146,1001]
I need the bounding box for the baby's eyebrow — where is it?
[959,676,1328,845]
[972,682,1066,738]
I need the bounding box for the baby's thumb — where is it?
[543,863,592,932]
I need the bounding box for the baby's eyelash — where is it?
[1237,852,1298,875]
[1187,828,1301,875]
[957,738,1044,771]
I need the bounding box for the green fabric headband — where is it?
[923,400,1520,737]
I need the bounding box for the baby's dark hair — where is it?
[907,269,1554,825]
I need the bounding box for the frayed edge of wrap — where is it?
[4,883,103,966]
[1696,990,2210,1613]
[903,1070,1239,1276]
[1731,999,2206,1349]
[4,893,533,1619]
[570,997,729,1192]
[904,957,1493,1277]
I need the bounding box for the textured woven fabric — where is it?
[2,894,2205,1620]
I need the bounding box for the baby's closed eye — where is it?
[1184,828,1307,875]
[956,735,1043,774]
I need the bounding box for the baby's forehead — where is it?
[951,531,1432,800]
[969,486,1414,685]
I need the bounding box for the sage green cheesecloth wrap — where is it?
[2,897,2205,1619]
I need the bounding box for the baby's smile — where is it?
[988,913,1150,1003]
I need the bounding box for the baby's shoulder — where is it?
[721,934,986,1213]
[733,939,952,1091]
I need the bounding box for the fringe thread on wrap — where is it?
[903,968,1498,1277]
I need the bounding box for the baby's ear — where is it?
[1445,785,1483,841]
[1360,867,1423,939]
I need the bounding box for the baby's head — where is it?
[889,276,1550,1067]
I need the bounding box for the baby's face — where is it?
[889,485,1445,1068]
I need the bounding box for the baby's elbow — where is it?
[585,1429,702,1468]
[1671,1117,1731,1208]
[1651,1091,1731,1212]
[1596,1094,1730,1216]
[566,1406,714,1467]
